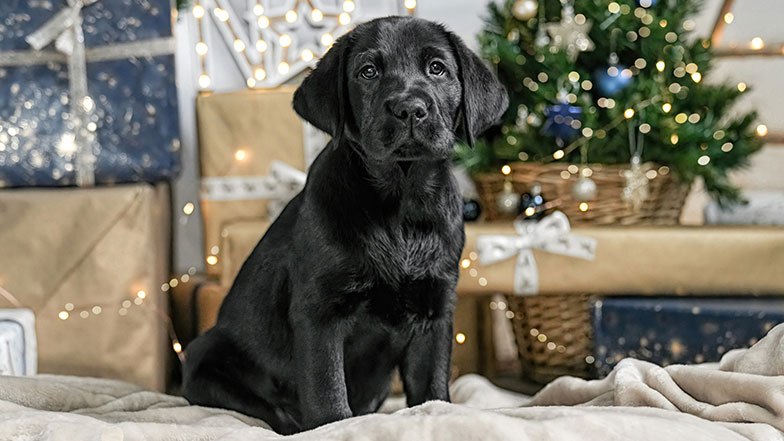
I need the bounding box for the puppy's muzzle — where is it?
[387,97,429,127]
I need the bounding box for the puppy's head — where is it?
[293,17,508,165]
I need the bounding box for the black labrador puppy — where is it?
[182,16,507,434]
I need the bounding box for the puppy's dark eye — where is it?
[428,61,446,76]
[360,65,378,80]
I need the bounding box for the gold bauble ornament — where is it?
[512,0,538,21]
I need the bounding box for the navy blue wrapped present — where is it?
[0,0,180,187]
[593,297,784,377]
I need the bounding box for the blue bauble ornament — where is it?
[637,0,656,7]
[463,199,482,222]
[542,102,583,142]
[594,64,633,96]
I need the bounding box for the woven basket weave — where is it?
[474,162,689,224]
[505,293,594,383]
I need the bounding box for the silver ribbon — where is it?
[0,0,176,187]
[201,160,306,221]
[476,211,597,295]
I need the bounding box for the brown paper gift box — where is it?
[0,184,171,391]
[197,87,306,276]
[220,220,271,287]
[170,278,227,342]
[458,223,784,296]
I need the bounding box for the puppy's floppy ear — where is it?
[293,35,351,141]
[447,32,509,147]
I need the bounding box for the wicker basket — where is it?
[505,293,594,384]
[475,162,689,224]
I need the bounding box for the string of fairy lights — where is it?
[498,1,770,214]
[192,0,418,90]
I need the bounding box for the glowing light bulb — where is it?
[321,33,334,47]
[455,333,466,344]
[137,290,147,299]
[338,12,351,25]
[655,60,665,72]
[182,202,194,215]
[624,108,635,119]
[670,134,679,144]
[460,259,471,269]
[257,16,270,28]
[195,41,208,55]
[256,39,268,53]
[192,4,205,18]
[235,149,247,161]
[662,102,672,113]
[58,311,69,320]
[252,3,264,16]
[750,37,764,50]
[300,49,314,62]
[285,9,298,23]
[553,149,565,160]
[524,207,536,217]
[279,34,292,48]
[246,77,256,88]
[278,62,290,75]
[579,202,589,212]
[756,124,768,137]
[206,255,218,265]
[501,164,512,175]
[737,82,747,92]
[691,72,701,83]
[233,39,246,52]
[254,68,266,81]
[213,7,229,22]
[198,74,211,89]
[404,0,417,9]
[82,96,94,112]
[697,155,710,166]
[311,9,324,22]
[173,341,183,353]
[723,12,734,24]
[343,0,355,12]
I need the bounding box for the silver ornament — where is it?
[512,0,538,21]
[622,156,650,211]
[572,176,597,201]
[496,181,520,216]
[542,3,594,61]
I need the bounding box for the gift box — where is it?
[0,0,180,187]
[593,297,784,376]
[219,220,272,287]
[171,277,227,345]
[0,309,37,376]
[0,184,171,391]
[197,88,320,276]
[459,223,784,296]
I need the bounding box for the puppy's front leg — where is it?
[400,316,453,407]
[294,320,352,430]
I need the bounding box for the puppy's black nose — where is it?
[388,98,428,126]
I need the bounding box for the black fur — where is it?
[182,17,508,435]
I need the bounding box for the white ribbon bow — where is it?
[476,211,597,295]
[201,160,307,221]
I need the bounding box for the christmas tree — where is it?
[457,0,764,205]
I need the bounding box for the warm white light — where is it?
[254,68,266,81]
[756,124,768,137]
[579,202,589,212]
[285,9,298,23]
[460,259,471,269]
[343,0,355,12]
[195,41,208,55]
[192,4,205,18]
[182,202,195,215]
[671,134,679,144]
[737,82,747,92]
[662,102,672,113]
[553,150,565,160]
[750,37,764,50]
[206,255,218,265]
[233,39,246,52]
[246,77,256,88]
[82,96,94,112]
[723,12,734,24]
[624,108,635,119]
[213,7,229,22]
[455,333,466,344]
[524,207,536,217]
[198,74,211,89]
[58,311,69,320]
[137,290,147,299]
[279,34,292,48]
[655,60,665,72]
[404,0,417,9]
[173,341,183,353]
[252,3,264,16]
[321,33,334,47]
[256,39,268,53]
[691,72,702,83]
[338,12,351,25]
[300,49,314,62]
[278,62,290,75]
[235,149,247,161]
[501,164,512,175]
[311,9,324,22]
[697,155,710,166]
[257,16,270,28]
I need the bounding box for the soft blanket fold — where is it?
[0,324,782,441]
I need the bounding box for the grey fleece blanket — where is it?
[1,323,783,441]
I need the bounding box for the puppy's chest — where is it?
[364,224,453,281]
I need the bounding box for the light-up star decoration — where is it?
[543,3,594,61]
[200,0,357,89]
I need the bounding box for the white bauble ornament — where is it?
[496,181,520,216]
[512,0,538,21]
[572,176,597,201]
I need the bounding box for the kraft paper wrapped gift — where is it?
[198,88,324,276]
[219,220,272,287]
[0,184,171,391]
[171,278,227,342]
[459,223,784,296]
